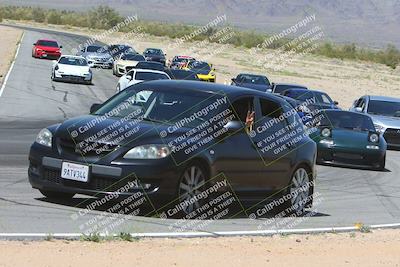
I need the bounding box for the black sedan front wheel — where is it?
[178,164,206,215]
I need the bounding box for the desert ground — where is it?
[1,230,400,267]
[0,25,23,86]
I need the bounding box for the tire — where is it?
[39,189,75,200]
[112,67,116,75]
[377,155,386,171]
[283,166,313,216]
[177,164,207,215]
[116,84,121,92]
[51,70,55,81]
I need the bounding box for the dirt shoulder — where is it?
[0,25,23,87]
[1,229,400,267]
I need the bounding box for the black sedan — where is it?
[164,69,201,81]
[143,48,166,66]
[29,80,317,216]
[231,73,272,92]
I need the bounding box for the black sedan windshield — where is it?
[122,54,145,61]
[287,91,333,104]
[367,100,400,117]
[320,111,375,131]
[145,49,163,55]
[188,61,210,71]
[237,74,270,85]
[93,87,222,125]
[86,46,103,53]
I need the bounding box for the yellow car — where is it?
[183,61,216,82]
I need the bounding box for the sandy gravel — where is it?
[1,229,400,267]
[0,25,23,86]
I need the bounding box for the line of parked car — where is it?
[28,37,400,217]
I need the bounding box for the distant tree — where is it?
[87,6,122,29]
[32,8,46,23]
[46,10,62,25]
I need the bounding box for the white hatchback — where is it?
[51,55,92,84]
[116,69,171,92]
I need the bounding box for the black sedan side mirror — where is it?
[334,101,339,105]
[223,120,243,133]
[90,103,102,113]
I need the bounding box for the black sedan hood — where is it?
[55,115,185,147]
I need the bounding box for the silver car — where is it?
[77,45,113,69]
[350,95,400,149]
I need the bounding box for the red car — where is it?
[32,39,62,59]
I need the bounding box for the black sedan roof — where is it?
[133,80,284,102]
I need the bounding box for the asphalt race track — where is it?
[1,25,400,234]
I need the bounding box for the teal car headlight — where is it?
[321,128,331,137]
[35,128,53,147]
[369,133,379,143]
[123,144,171,159]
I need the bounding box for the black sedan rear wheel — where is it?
[285,166,312,216]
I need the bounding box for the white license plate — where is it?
[61,162,89,182]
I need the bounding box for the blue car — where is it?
[282,88,340,112]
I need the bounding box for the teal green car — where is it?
[310,110,387,170]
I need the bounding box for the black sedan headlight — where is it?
[123,145,171,159]
[35,128,53,147]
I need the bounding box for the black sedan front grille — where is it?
[42,168,132,192]
[383,128,400,145]
[58,138,119,158]
[43,169,62,184]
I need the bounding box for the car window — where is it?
[135,72,169,81]
[231,97,255,122]
[59,57,88,66]
[136,62,164,71]
[86,46,103,53]
[122,54,145,61]
[320,93,332,104]
[94,87,220,126]
[320,111,375,131]
[260,99,283,119]
[259,98,288,131]
[367,100,400,117]
[37,40,59,47]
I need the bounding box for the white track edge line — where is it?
[0,31,25,98]
[1,222,400,239]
